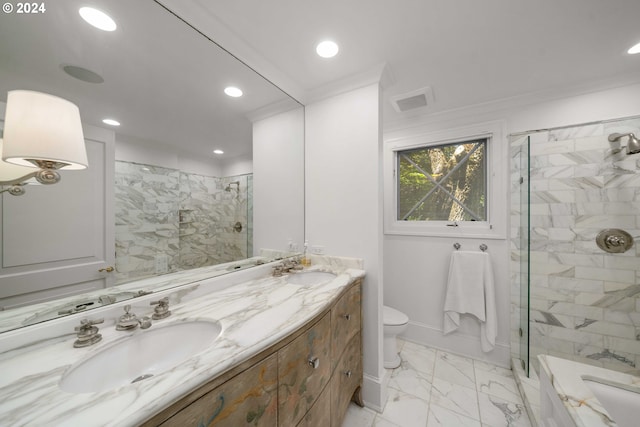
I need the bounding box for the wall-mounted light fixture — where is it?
[1,90,88,196]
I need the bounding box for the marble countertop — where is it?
[0,261,365,426]
[538,355,640,427]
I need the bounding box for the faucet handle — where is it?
[116,305,140,330]
[75,318,104,331]
[272,265,284,276]
[150,297,171,320]
[150,297,169,307]
[73,318,104,348]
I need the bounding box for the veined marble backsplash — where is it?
[115,161,252,284]
[510,116,640,377]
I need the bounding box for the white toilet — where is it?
[383,305,409,369]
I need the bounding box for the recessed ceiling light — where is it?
[224,87,243,97]
[79,7,117,32]
[316,40,339,58]
[213,149,224,155]
[628,41,640,55]
[102,118,120,126]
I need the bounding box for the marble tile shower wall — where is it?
[179,174,249,269]
[510,117,640,376]
[115,161,251,283]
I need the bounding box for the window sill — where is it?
[384,222,506,240]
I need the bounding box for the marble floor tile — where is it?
[388,363,433,401]
[341,341,533,427]
[427,403,482,427]
[478,392,531,427]
[434,350,476,389]
[376,387,430,427]
[342,403,377,427]
[474,369,523,404]
[372,416,403,427]
[474,359,514,378]
[430,377,480,421]
[399,340,438,377]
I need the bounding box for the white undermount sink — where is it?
[286,271,337,286]
[59,320,222,393]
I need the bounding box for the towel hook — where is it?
[453,242,461,250]
[479,244,488,252]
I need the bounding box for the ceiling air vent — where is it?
[390,86,434,113]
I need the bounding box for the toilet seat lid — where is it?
[384,305,408,326]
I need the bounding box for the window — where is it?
[397,139,487,222]
[384,121,506,238]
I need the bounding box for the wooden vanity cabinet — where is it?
[159,354,278,426]
[278,313,331,427]
[296,384,331,427]
[330,283,363,426]
[331,283,361,370]
[142,279,362,427]
[331,334,362,427]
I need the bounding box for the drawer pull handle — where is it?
[344,370,352,378]
[343,314,351,320]
[308,357,320,369]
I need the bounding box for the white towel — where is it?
[443,250,497,352]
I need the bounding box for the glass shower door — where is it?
[519,135,530,376]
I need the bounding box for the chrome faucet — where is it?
[150,297,171,320]
[272,258,304,276]
[115,305,152,331]
[73,318,104,348]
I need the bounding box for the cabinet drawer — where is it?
[278,312,331,427]
[331,334,362,427]
[160,354,278,427]
[331,282,361,368]
[295,382,331,427]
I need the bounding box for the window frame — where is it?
[384,121,507,239]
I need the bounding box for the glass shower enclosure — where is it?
[511,116,640,378]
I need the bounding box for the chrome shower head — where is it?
[608,133,640,155]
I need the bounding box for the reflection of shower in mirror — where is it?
[224,181,240,192]
[608,132,640,155]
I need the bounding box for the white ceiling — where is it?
[0,0,298,160]
[176,0,640,125]
[2,0,639,160]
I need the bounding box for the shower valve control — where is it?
[596,229,633,254]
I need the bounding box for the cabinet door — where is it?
[0,125,115,309]
[331,282,361,369]
[278,312,331,427]
[331,334,362,427]
[295,383,331,427]
[161,354,278,426]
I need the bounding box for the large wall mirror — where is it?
[0,0,304,332]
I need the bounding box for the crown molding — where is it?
[301,62,394,105]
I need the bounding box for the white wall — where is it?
[220,153,253,177]
[383,82,640,368]
[252,107,305,253]
[305,83,385,409]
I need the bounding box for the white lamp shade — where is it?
[0,139,37,182]
[2,90,88,170]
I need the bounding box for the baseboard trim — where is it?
[403,320,511,368]
[362,373,386,412]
